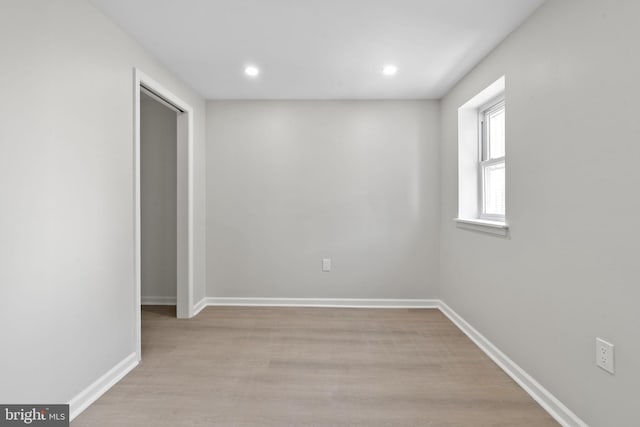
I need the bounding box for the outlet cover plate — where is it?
[596,338,614,374]
[322,258,331,272]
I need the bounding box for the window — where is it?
[479,99,505,221]
[456,76,507,235]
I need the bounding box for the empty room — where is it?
[1,0,638,426]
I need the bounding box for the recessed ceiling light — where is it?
[382,64,398,76]
[244,65,260,77]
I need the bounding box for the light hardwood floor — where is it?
[72,306,558,426]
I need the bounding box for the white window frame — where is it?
[455,75,507,236]
[478,97,505,222]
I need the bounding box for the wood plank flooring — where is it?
[72,306,558,426]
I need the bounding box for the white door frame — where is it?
[133,68,195,361]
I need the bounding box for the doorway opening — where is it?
[134,69,194,361]
[140,89,178,318]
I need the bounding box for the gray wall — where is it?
[207,101,440,299]
[141,94,177,300]
[439,1,640,425]
[3,1,636,425]
[0,0,206,404]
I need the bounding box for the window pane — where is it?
[484,162,505,216]
[487,106,505,159]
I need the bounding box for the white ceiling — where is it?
[90,0,545,99]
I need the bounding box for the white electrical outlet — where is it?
[596,338,614,374]
[322,258,331,272]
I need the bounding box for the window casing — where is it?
[478,98,505,221]
[456,75,507,235]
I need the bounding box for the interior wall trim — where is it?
[438,301,588,427]
[70,299,586,426]
[68,352,138,421]
[141,296,177,305]
[202,297,440,308]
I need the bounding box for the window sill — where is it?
[454,218,509,236]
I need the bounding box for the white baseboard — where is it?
[69,298,585,427]
[195,297,584,425]
[202,297,440,309]
[68,352,138,421]
[192,297,208,316]
[437,301,587,427]
[141,296,176,305]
